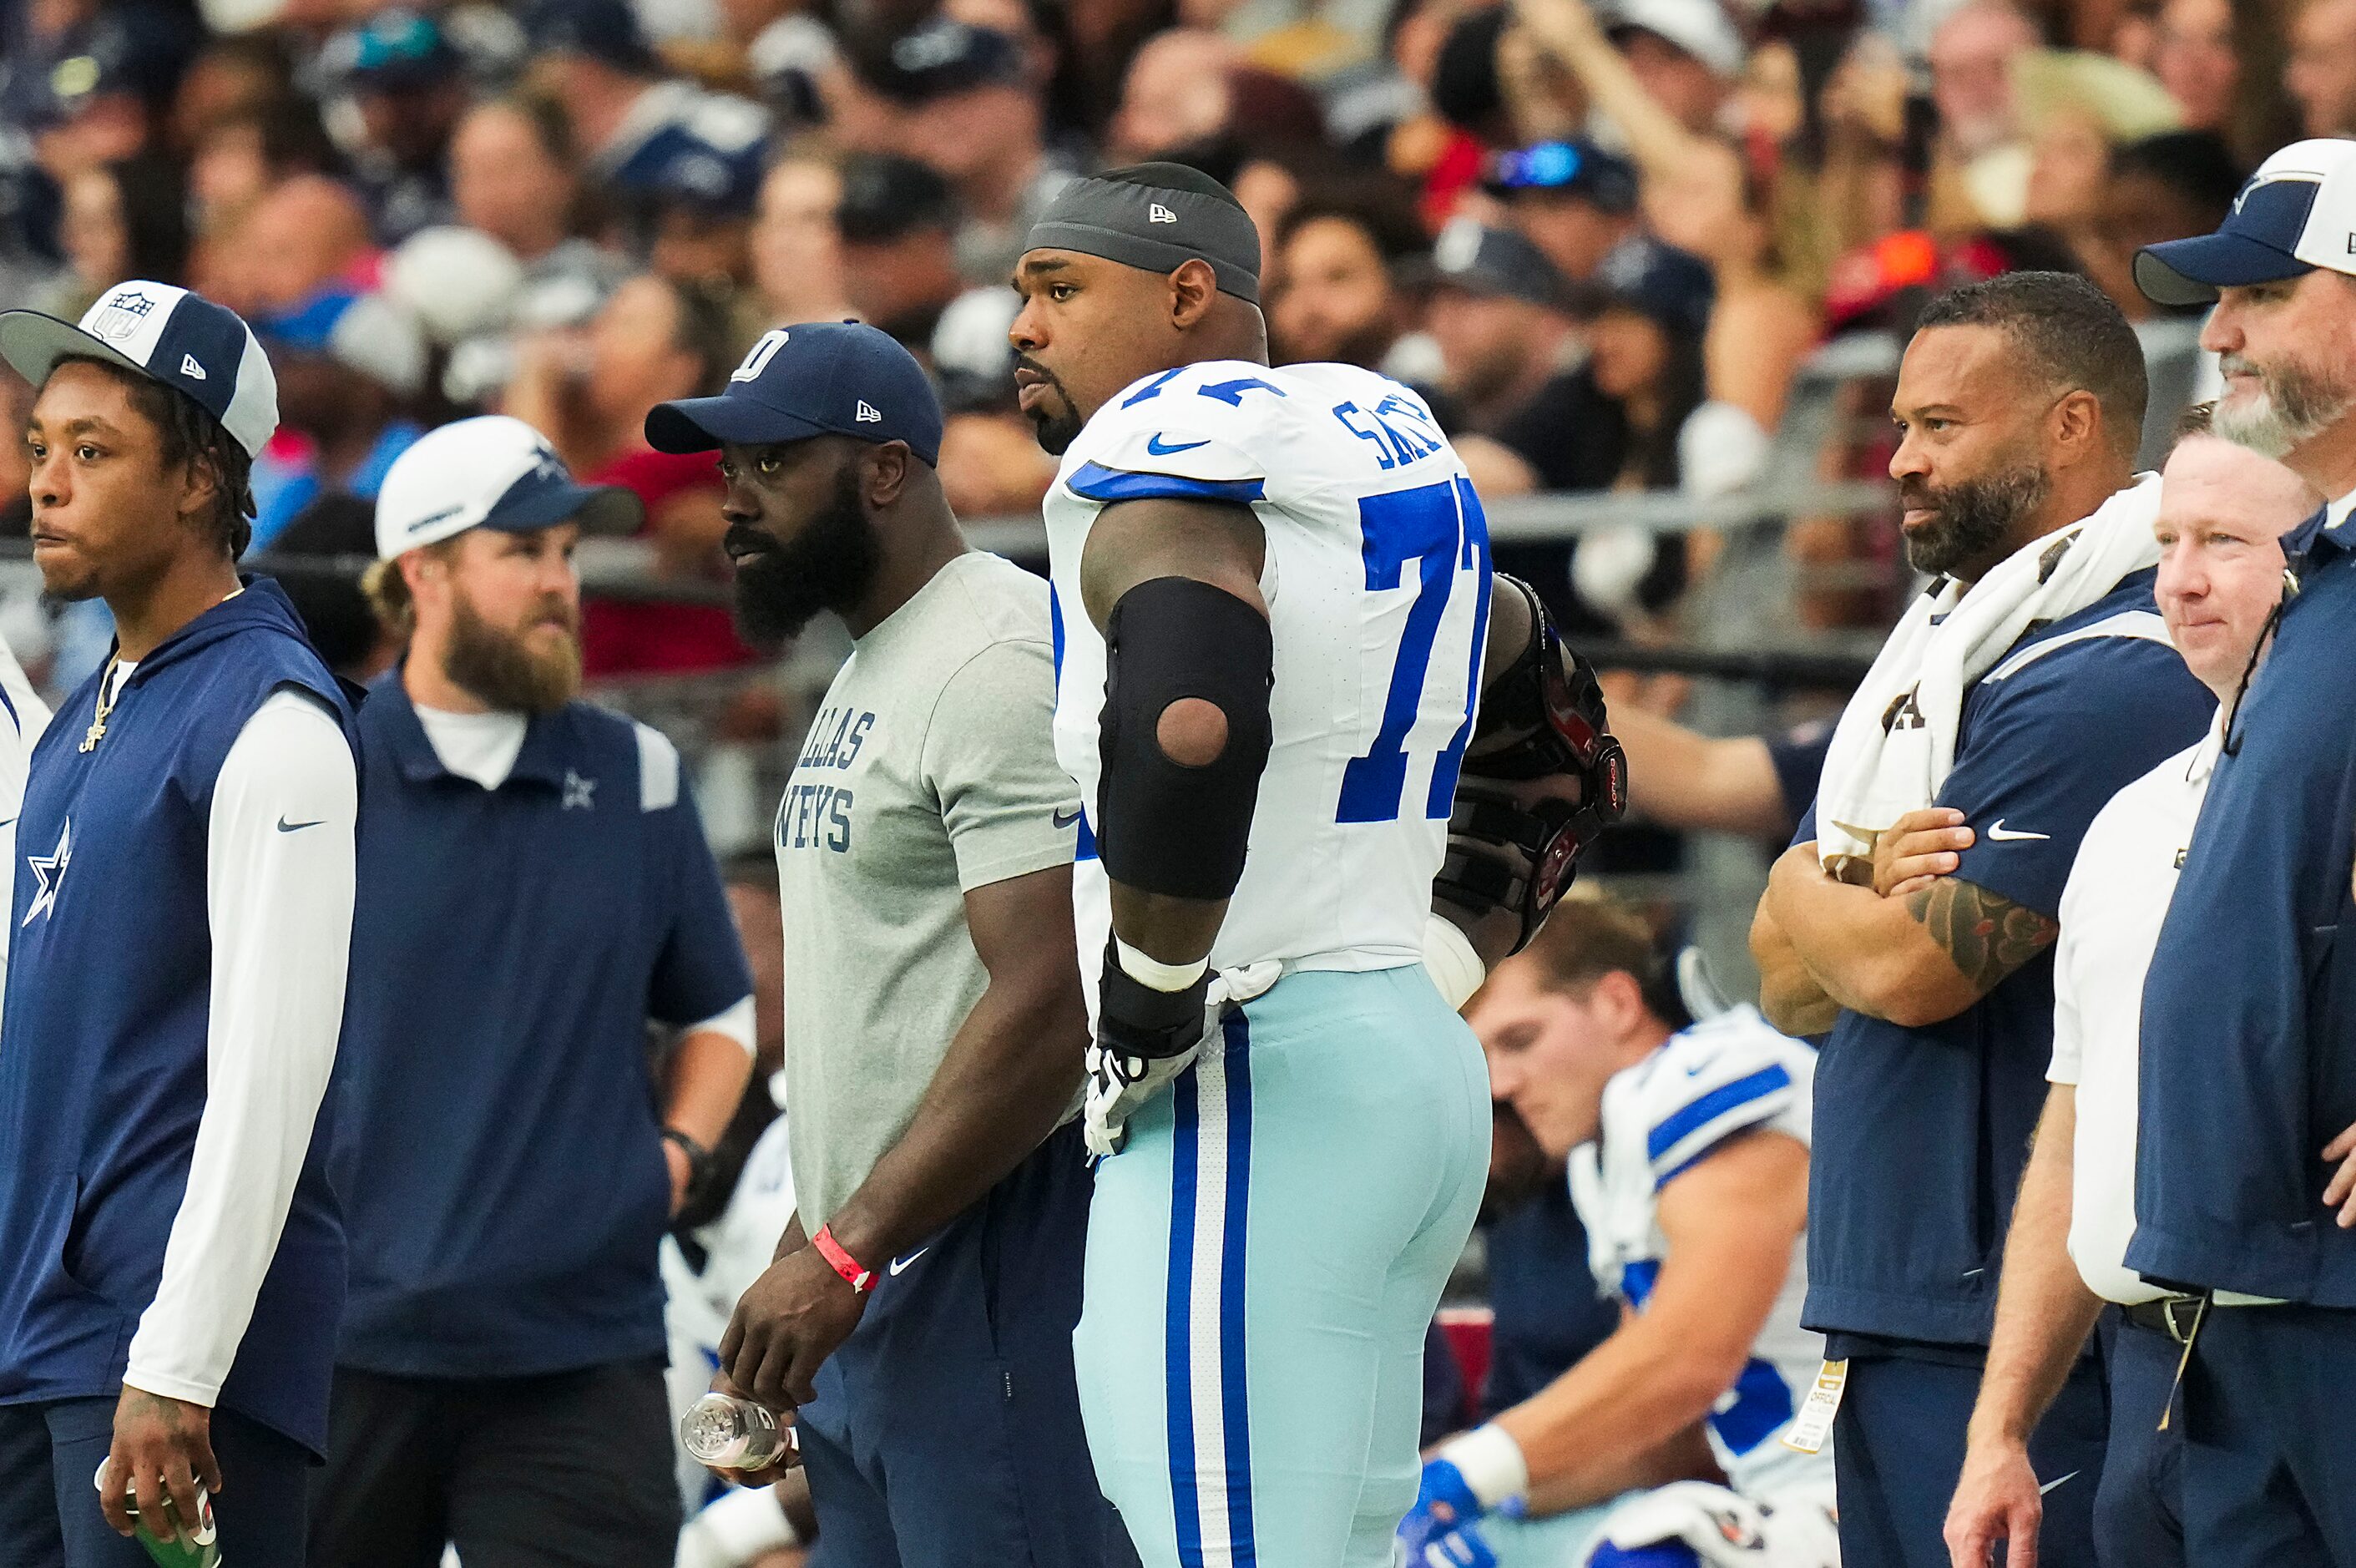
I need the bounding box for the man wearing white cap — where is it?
[0,281,360,1566]
[2122,138,2356,1567]
[315,414,757,1566]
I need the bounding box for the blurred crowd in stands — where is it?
[0,0,2343,701]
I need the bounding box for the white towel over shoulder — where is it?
[1814,473,2164,874]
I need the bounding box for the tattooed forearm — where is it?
[1904,878,2058,994]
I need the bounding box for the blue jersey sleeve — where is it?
[1939,637,2214,918]
[647,771,756,1028]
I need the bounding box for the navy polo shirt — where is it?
[2132,507,2356,1304]
[1799,572,2214,1346]
[333,676,751,1378]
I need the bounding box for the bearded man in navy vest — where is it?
[0,282,361,1567]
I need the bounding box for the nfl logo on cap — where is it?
[0,281,280,459]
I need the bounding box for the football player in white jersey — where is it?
[1008,164,1625,1568]
[1406,900,1838,1568]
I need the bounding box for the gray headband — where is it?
[1023,177,1262,305]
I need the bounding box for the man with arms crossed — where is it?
[1405,898,1837,1568]
[660,323,1124,1565]
[1751,273,2215,1568]
[0,281,359,1565]
[1940,425,2318,1568]
[2121,136,2356,1565]
[1009,163,1624,1567]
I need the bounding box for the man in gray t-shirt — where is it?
[648,323,1124,1567]
[776,547,1079,1224]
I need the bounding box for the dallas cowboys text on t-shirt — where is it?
[779,706,873,853]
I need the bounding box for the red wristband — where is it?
[811,1224,873,1293]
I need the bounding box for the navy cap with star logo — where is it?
[645,320,943,467]
[0,281,279,459]
[2136,139,2356,306]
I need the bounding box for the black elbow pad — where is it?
[1095,576,1273,901]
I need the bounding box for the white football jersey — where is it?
[1043,360,1491,983]
[1568,1008,1830,1500]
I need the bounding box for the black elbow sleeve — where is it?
[1095,576,1273,902]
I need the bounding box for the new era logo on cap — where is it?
[1148,204,1177,224]
[0,281,278,459]
[643,320,944,467]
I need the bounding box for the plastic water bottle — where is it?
[680,1391,794,1469]
[94,1459,221,1567]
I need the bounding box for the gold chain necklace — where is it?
[79,585,244,754]
[79,656,122,754]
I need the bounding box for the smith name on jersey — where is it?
[1044,358,1493,986]
[1570,1007,1830,1501]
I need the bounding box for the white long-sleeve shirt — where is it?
[122,687,358,1407]
[0,632,53,1039]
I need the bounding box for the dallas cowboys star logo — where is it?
[562,771,597,811]
[22,819,70,928]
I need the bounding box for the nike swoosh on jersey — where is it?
[276,817,326,832]
[2040,1470,2080,1495]
[1053,806,1084,829]
[888,1248,928,1277]
[1984,820,2050,842]
[1145,434,1210,456]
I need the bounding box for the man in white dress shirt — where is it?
[1934,422,2319,1568]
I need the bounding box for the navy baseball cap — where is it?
[645,321,944,467]
[857,18,1025,104]
[523,0,660,74]
[2136,139,2356,307]
[0,281,278,458]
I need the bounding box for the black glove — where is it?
[1435,575,1628,953]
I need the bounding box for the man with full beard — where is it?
[318,414,757,1565]
[2122,138,2356,1566]
[1749,272,2215,1568]
[645,323,1122,1566]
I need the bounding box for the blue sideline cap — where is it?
[645,321,943,467]
[0,281,278,458]
[374,415,643,559]
[2136,139,2356,306]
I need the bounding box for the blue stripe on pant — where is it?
[1079,966,1492,1568]
[1165,1017,1258,1567]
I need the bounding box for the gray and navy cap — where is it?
[2136,139,2356,306]
[1022,163,1262,306]
[1433,217,1570,310]
[0,281,278,458]
[645,321,944,466]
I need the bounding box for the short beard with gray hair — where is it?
[443,587,583,715]
[2214,352,2356,459]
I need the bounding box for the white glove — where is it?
[1084,960,1282,1158]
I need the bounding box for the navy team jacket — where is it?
[0,581,356,1454]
